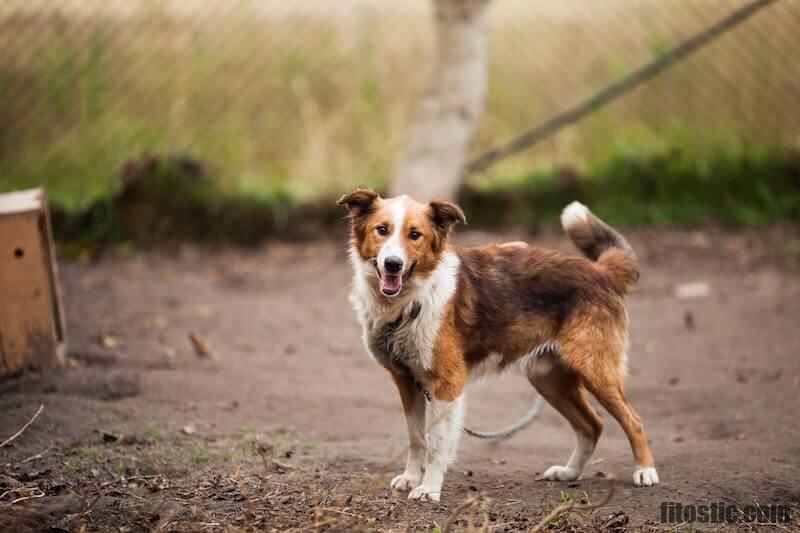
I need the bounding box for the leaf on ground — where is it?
[189,333,215,359]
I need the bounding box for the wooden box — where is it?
[0,188,66,377]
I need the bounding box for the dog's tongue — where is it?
[380,272,402,293]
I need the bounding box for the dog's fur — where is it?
[338,189,659,502]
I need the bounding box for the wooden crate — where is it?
[0,188,66,376]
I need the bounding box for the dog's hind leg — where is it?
[560,333,660,487]
[527,351,603,481]
[389,372,427,492]
[580,371,659,486]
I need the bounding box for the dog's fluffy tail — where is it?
[561,202,639,295]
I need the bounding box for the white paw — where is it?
[542,465,580,481]
[633,466,660,487]
[390,473,421,492]
[408,485,441,502]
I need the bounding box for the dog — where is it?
[338,188,659,502]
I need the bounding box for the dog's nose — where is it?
[384,256,403,273]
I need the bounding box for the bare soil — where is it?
[2,226,800,532]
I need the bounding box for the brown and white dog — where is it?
[338,188,659,502]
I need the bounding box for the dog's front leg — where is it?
[389,372,427,492]
[408,392,465,502]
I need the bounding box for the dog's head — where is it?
[338,188,465,298]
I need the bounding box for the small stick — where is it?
[0,404,44,448]
[3,489,45,507]
[443,492,485,533]
[530,479,616,533]
[0,488,24,501]
[320,507,364,518]
[313,507,323,533]
[21,443,53,464]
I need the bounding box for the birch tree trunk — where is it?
[389,0,491,201]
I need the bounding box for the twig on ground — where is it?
[2,489,45,507]
[21,443,53,464]
[320,478,343,508]
[444,492,486,533]
[0,404,44,449]
[0,487,28,501]
[320,507,364,519]
[313,507,323,533]
[66,481,105,520]
[530,479,616,533]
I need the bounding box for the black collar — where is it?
[384,301,422,331]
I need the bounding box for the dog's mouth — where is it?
[375,261,416,297]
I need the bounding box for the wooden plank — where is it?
[0,211,59,374]
[39,189,67,357]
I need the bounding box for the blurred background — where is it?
[1,0,799,244]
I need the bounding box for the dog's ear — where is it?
[429,200,466,231]
[337,188,379,218]
[428,200,466,248]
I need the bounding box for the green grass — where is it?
[462,126,800,228]
[190,443,225,464]
[233,425,256,438]
[5,124,796,248]
[142,428,163,440]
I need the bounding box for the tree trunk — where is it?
[389,0,491,202]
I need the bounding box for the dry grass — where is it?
[0,422,624,532]
[0,0,798,209]
[0,402,623,531]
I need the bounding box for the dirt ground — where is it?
[2,225,800,532]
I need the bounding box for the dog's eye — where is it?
[376,225,389,236]
[408,230,422,241]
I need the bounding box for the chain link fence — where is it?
[1,0,798,210]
